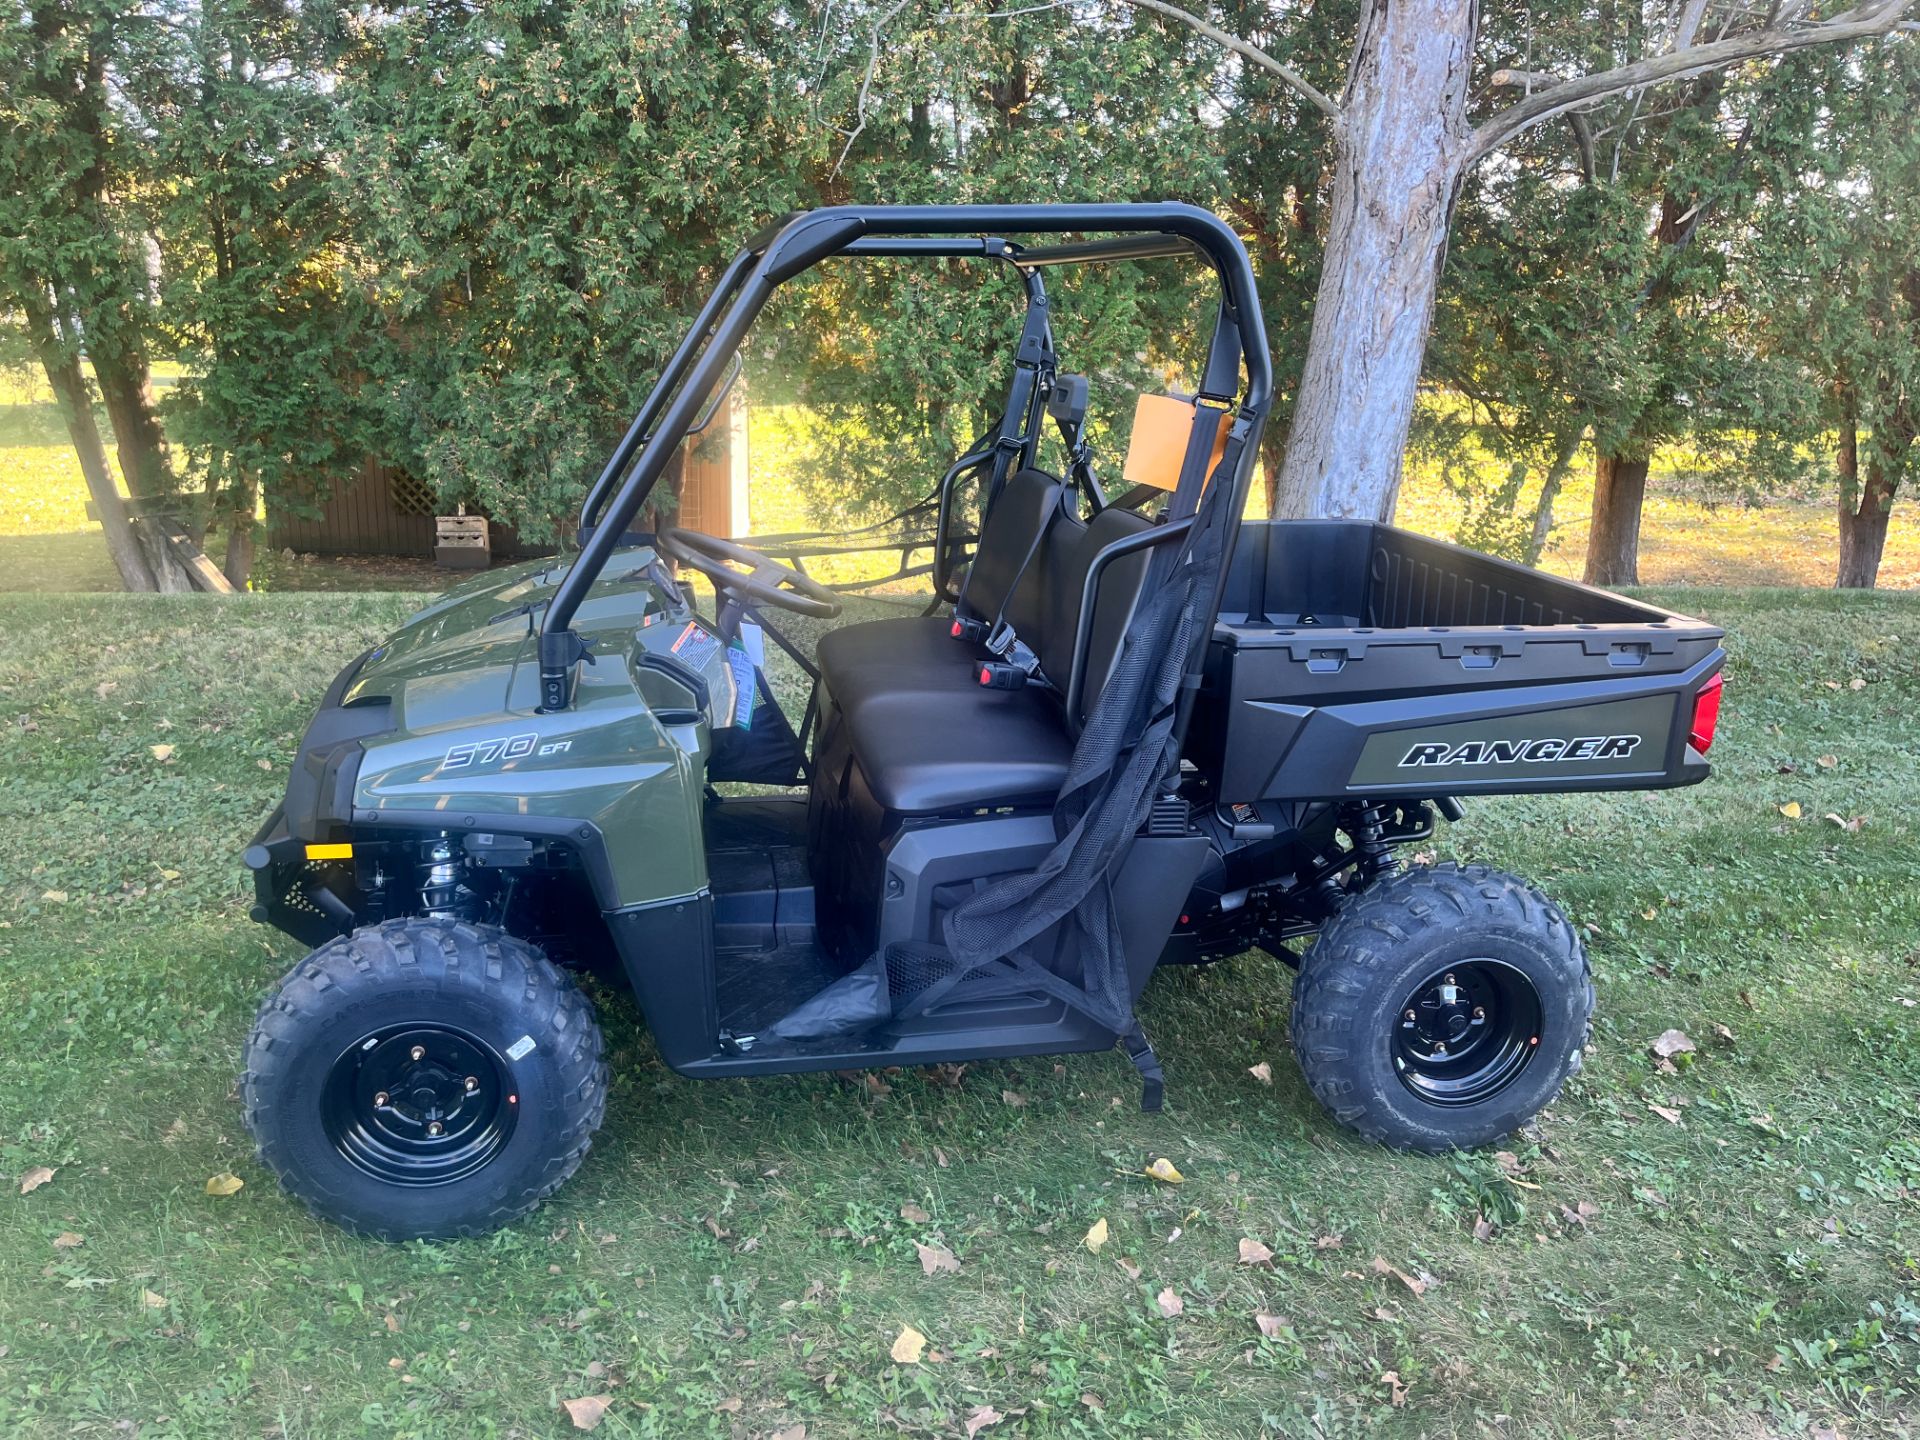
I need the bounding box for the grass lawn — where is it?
[0,585,1916,1438]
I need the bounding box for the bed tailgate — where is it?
[1197,626,1727,803]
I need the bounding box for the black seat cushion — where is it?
[815,615,977,700]
[817,617,1070,813]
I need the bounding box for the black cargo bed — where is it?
[1191,521,1726,802]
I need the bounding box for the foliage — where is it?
[1731,45,1920,526]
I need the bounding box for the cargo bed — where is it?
[1190,521,1726,802]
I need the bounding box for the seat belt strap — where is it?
[1122,1022,1166,1113]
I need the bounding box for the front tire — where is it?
[242,919,607,1240]
[1289,863,1592,1152]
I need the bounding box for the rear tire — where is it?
[1289,863,1592,1152]
[242,918,607,1240]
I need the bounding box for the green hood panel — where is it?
[341,546,730,908]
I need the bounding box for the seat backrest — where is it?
[1036,505,1155,726]
[960,467,1069,636]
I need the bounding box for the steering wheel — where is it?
[654,527,843,619]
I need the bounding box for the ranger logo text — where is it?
[1398,734,1643,767]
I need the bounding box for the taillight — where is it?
[1689,672,1724,754]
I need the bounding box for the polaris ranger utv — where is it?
[242,205,1727,1240]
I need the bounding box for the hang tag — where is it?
[726,642,756,730]
[738,621,766,669]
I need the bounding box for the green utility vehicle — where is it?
[243,206,1727,1239]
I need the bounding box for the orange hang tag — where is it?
[1121,394,1231,493]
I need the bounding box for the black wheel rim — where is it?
[1392,960,1544,1108]
[322,1024,518,1186]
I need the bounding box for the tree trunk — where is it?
[93,345,175,500]
[1259,426,1287,516]
[1583,451,1650,587]
[1833,399,1893,589]
[223,469,258,589]
[1270,0,1477,521]
[1523,424,1586,566]
[22,294,158,592]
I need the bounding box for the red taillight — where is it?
[1689,672,1724,754]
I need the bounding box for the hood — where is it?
[344,548,673,731]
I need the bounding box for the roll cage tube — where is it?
[541,204,1273,712]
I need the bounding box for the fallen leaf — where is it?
[1739,989,1756,1010]
[51,1231,83,1249]
[1237,1237,1274,1267]
[899,1202,929,1223]
[140,1288,168,1309]
[1155,1286,1183,1318]
[890,1324,928,1364]
[714,1397,742,1414]
[1472,1215,1494,1241]
[1115,1256,1141,1280]
[1850,676,1867,690]
[1381,1370,1409,1407]
[1778,801,1803,819]
[1079,1392,1105,1411]
[1559,1199,1599,1226]
[1314,1232,1344,1250]
[1247,1061,1272,1085]
[560,1395,611,1431]
[1650,1029,1696,1060]
[149,743,174,762]
[1142,1157,1184,1185]
[1646,1102,1684,1125]
[1493,1151,1522,1177]
[19,1166,55,1194]
[1817,753,1838,769]
[1711,1022,1735,1045]
[1370,1256,1427,1297]
[39,890,67,904]
[1000,1090,1027,1109]
[932,1146,949,1168]
[204,1172,244,1197]
[964,1405,1005,1437]
[1825,812,1866,832]
[1255,1312,1289,1338]
[914,1241,960,1276]
[771,1427,807,1440]
[1082,1218,1109,1253]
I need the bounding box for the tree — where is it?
[761,0,1231,517]
[0,0,170,589]
[326,0,827,541]
[1115,0,1915,525]
[1734,44,1920,588]
[128,0,369,588]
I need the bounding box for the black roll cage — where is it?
[543,204,1274,719]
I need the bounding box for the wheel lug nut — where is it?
[1443,973,1456,984]
[1434,1042,1448,1055]
[427,1121,443,1136]
[373,1091,389,1106]
[1473,1005,1486,1018]
[410,1045,426,1061]
[464,1076,479,1093]
[1405,1009,1416,1020]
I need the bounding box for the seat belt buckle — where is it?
[977,661,1028,690]
[950,615,989,645]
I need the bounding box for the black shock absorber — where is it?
[1347,802,1401,886]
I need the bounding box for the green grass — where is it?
[1,587,1917,1437]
